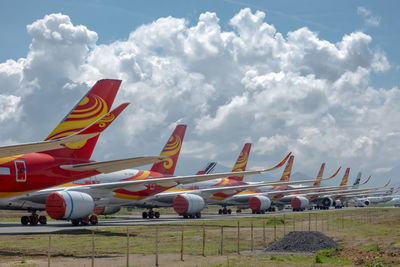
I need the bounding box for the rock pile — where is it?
[266,231,339,253]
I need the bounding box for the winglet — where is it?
[263,152,292,172]
[360,175,371,186]
[383,178,391,188]
[321,166,342,181]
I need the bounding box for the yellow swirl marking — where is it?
[129,171,151,181]
[45,94,108,149]
[163,158,173,169]
[68,95,105,119]
[0,155,22,165]
[160,136,181,157]
[231,152,248,172]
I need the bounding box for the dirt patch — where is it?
[339,247,400,266]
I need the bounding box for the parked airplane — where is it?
[223,162,341,213]
[0,79,166,224]
[5,127,290,225]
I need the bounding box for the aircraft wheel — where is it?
[39,216,47,225]
[29,215,39,225]
[142,212,148,219]
[155,212,160,219]
[71,219,80,226]
[21,216,29,225]
[183,214,188,219]
[236,209,241,213]
[81,217,89,226]
[218,209,223,214]
[222,209,227,214]
[148,212,154,219]
[89,215,98,225]
[227,209,232,214]
[195,212,201,218]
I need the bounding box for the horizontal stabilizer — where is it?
[60,156,166,174]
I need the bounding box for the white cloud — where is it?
[357,6,381,28]
[0,9,397,184]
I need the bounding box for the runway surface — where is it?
[0,208,355,235]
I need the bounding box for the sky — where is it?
[1,0,400,187]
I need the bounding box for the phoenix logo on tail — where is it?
[313,163,326,187]
[150,125,186,176]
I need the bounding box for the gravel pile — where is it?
[266,231,339,253]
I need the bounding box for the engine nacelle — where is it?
[364,200,370,206]
[46,191,94,220]
[93,205,121,215]
[334,199,342,207]
[248,196,271,212]
[291,196,309,210]
[321,197,334,208]
[173,194,205,215]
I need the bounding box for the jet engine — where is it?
[364,199,370,206]
[173,194,205,216]
[334,199,343,208]
[93,205,121,215]
[248,196,271,212]
[320,197,334,208]
[46,191,94,220]
[291,196,309,211]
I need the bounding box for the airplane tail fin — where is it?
[149,124,187,175]
[353,172,362,185]
[43,79,121,159]
[339,168,350,186]
[43,103,129,159]
[196,162,217,175]
[313,163,325,187]
[279,155,294,182]
[226,143,251,181]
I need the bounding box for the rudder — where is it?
[150,124,187,176]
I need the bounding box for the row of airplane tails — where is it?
[0,79,396,226]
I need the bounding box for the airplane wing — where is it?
[60,156,166,174]
[0,132,98,158]
[0,104,129,158]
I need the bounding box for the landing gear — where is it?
[142,209,161,219]
[70,215,98,226]
[38,215,47,225]
[182,212,201,219]
[20,212,47,225]
[89,215,98,225]
[218,207,231,215]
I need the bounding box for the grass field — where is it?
[0,207,400,266]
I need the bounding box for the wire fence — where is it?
[0,208,399,266]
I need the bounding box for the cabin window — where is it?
[0,167,10,175]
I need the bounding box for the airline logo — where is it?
[340,168,350,186]
[313,163,325,187]
[232,151,249,172]
[159,135,182,169]
[45,94,108,149]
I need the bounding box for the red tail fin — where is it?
[43,79,121,159]
[43,103,128,159]
[313,163,325,187]
[227,143,251,181]
[279,155,294,182]
[150,125,186,175]
[340,168,350,186]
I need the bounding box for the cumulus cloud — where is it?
[0,9,397,185]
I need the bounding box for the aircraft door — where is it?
[14,160,27,182]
